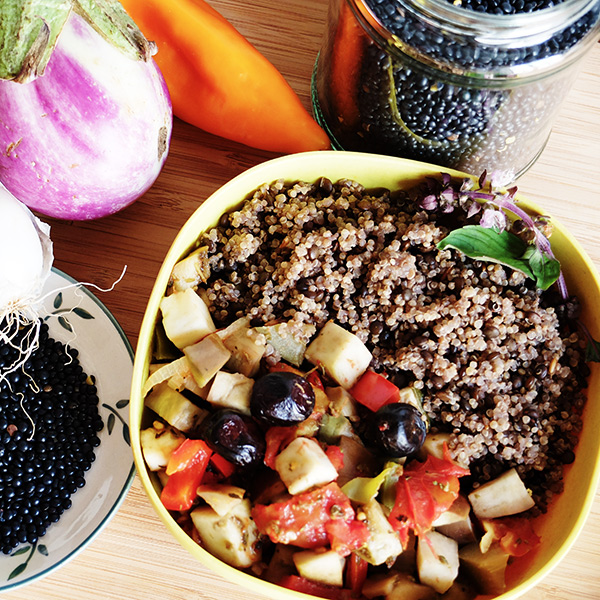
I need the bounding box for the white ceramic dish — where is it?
[0,268,135,591]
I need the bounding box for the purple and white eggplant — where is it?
[0,3,172,220]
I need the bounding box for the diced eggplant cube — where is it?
[275,437,338,495]
[293,549,345,587]
[184,333,232,388]
[416,531,459,594]
[144,382,206,433]
[160,288,215,349]
[305,321,372,389]
[190,498,261,568]
[468,468,535,519]
[206,371,254,415]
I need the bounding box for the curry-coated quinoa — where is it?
[196,176,588,512]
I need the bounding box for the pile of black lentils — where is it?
[0,321,102,555]
[348,0,599,166]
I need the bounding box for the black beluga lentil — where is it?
[0,321,102,555]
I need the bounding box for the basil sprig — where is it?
[437,225,561,290]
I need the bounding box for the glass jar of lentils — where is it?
[312,0,600,184]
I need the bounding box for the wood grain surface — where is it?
[4,1,599,598]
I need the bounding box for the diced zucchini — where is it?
[440,580,478,600]
[355,499,403,566]
[336,434,378,488]
[264,544,296,584]
[421,432,453,462]
[143,356,209,399]
[218,317,266,377]
[255,321,315,367]
[325,386,359,418]
[170,246,210,292]
[362,572,437,600]
[435,515,477,546]
[305,321,372,389]
[144,382,207,433]
[433,494,477,545]
[293,549,346,587]
[275,437,338,495]
[459,542,509,595]
[140,422,185,471]
[160,288,216,349]
[318,414,355,444]
[417,531,459,594]
[432,494,470,527]
[190,498,261,569]
[183,333,232,387]
[196,484,246,517]
[152,319,180,361]
[206,371,254,415]
[468,468,535,519]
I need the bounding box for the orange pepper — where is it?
[119,0,331,153]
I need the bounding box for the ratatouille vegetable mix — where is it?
[139,172,591,599]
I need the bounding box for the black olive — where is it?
[362,403,427,458]
[200,410,265,469]
[251,372,315,427]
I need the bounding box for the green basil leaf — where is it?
[437,225,561,290]
[585,337,600,363]
[437,225,534,279]
[524,246,561,291]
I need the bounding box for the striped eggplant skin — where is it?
[0,11,172,220]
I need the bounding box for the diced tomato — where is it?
[325,445,345,472]
[252,482,362,550]
[325,518,369,556]
[350,370,400,412]
[481,517,541,557]
[161,445,211,512]
[346,553,368,597]
[264,425,298,470]
[388,452,469,546]
[279,575,352,600]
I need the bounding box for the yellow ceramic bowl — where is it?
[130,151,600,600]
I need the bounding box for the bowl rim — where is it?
[130,150,600,600]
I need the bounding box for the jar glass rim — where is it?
[353,0,600,44]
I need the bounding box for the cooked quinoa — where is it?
[195,176,588,512]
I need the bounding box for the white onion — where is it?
[0,185,53,311]
[0,185,54,383]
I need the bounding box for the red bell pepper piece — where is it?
[350,370,400,412]
[268,361,304,376]
[306,369,325,390]
[346,553,368,597]
[166,438,212,475]
[161,439,212,512]
[209,453,236,479]
[279,575,354,600]
[264,425,299,470]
